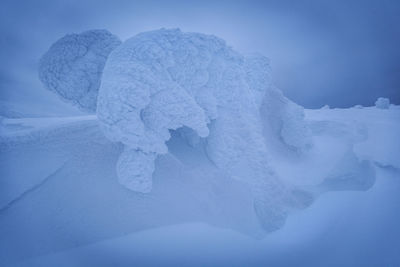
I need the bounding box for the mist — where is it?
[1,0,399,110]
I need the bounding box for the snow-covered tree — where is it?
[39,29,121,112]
[96,29,314,231]
[375,97,390,109]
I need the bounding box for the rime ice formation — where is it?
[244,54,312,152]
[116,148,157,193]
[96,29,315,230]
[39,30,121,112]
[321,104,330,109]
[375,97,390,109]
[97,29,311,194]
[2,29,397,256]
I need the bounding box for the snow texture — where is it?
[116,148,156,193]
[2,104,398,263]
[39,30,121,112]
[97,29,312,200]
[260,86,313,152]
[375,97,390,109]
[2,27,400,265]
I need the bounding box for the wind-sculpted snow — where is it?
[95,29,320,231]
[96,29,317,231]
[244,54,312,152]
[1,29,391,255]
[39,30,121,112]
[261,85,313,152]
[98,29,310,193]
[2,26,399,265]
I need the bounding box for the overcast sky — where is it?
[1,0,399,110]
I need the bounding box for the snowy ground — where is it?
[1,105,399,266]
[16,166,400,267]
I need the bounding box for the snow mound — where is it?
[97,29,312,196]
[375,97,390,109]
[39,30,121,112]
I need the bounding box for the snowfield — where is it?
[1,105,399,266]
[0,29,399,266]
[15,165,400,267]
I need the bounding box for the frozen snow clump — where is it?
[260,88,313,152]
[39,30,121,112]
[375,97,390,109]
[321,104,330,109]
[97,29,312,202]
[243,54,312,152]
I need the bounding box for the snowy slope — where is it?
[1,105,399,266]
[17,166,400,267]
[0,115,263,264]
[0,115,98,209]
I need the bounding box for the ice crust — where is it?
[39,30,121,112]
